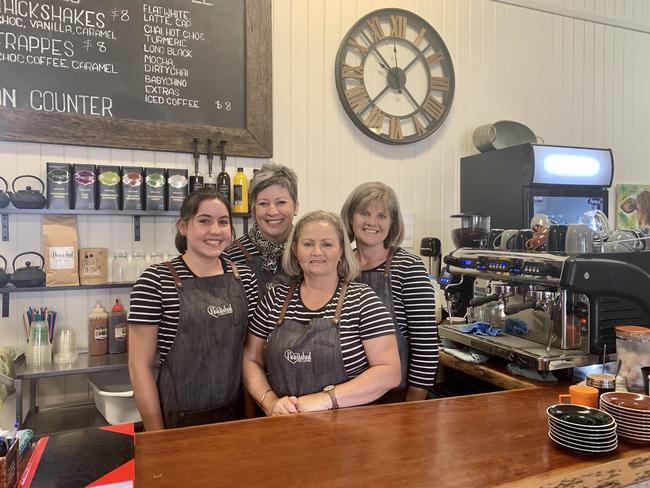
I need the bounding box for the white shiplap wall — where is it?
[0,0,649,423]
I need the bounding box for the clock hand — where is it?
[359,30,392,73]
[392,41,401,94]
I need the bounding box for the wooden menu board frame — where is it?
[0,0,272,158]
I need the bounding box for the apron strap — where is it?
[383,248,397,278]
[277,280,300,326]
[236,240,253,262]
[226,259,241,280]
[164,261,183,288]
[331,280,348,326]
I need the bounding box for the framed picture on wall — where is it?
[616,183,650,233]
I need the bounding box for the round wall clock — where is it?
[335,8,455,144]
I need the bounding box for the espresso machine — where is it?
[440,248,650,371]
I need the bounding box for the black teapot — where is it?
[9,175,47,209]
[0,255,9,288]
[11,252,46,288]
[0,177,10,209]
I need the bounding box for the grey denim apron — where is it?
[157,260,248,429]
[265,281,349,398]
[356,248,409,403]
[237,241,290,293]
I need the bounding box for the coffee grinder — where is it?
[450,213,491,248]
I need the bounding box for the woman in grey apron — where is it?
[341,182,439,403]
[157,261,248,428]
[243,211,401,415]
[223,163,298,292]
[128,190,258,430]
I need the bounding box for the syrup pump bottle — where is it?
[108,299,127,354]
[216,140,231,205]
[203,139,217,190]
[189,138,204,193]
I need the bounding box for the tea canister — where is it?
[586,373,616,399]
[615,325,650,391]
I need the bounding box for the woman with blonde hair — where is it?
[341,182,438,402]
[243,211,400,415]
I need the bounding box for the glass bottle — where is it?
[112,251,129,283]
[149,250,164,265]
[131,251,147,281]
[233,167,248,213]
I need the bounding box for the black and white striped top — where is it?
[367,247,439,388]
[249,281,396,378]
[222,234,260,264]
[127,256,259,362]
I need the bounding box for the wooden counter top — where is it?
[135,387,649,487]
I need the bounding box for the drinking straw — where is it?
[22,312,30,343]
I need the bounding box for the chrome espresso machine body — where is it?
[440,249,650,371]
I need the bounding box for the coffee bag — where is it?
[72,164,97,210]
[46,162,72,209]
[43,216,79,286]
[166,168,188,211]
[79,248,108,285]
[144,167,166,211]
[97,166,121,210]
[121,166,144,210]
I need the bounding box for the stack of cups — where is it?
[53,329,77,365]
[26,321,51,368]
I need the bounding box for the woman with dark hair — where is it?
[128,189,258,430]
[341,182,439,403]
[223,163,299,292]
[243,211,400,415]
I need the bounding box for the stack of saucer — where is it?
[599,392,650,444]
[546,404,618,454]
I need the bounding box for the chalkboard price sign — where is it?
[0,0,272,157]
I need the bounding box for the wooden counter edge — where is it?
[496,450,650,488]
[439,350,541,390]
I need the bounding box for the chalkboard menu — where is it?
[0,0,272,157]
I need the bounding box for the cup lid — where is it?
[615,325,650,341]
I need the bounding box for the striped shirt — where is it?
[222,234,261,265]
[364,247,439,388]
[127,256,258,362]
[249,281,396,378]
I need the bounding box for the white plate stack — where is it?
[546,404,618,454]
[599,392,650,444]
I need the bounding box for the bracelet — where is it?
[259,388,273,406]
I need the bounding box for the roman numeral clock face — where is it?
[335,9,455,144]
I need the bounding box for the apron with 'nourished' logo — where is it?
[265,281,349,398]
[157,260,248,429]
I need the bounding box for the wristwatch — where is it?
[322,385,338,409]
